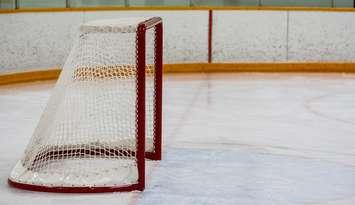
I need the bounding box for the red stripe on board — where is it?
[208,9,213,63]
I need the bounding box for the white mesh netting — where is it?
[9,18,157,188]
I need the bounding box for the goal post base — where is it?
[8,179,145,193]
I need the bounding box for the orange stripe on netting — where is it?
[73,65,155,81]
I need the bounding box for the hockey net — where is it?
[8,17,162,192]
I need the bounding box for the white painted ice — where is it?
[1,73,355,204]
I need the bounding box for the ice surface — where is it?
[1,73,355,205]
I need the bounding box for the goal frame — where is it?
[8,17,163,193]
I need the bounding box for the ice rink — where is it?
[1,73,355,205]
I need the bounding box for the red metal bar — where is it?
[8,179,143,193]
[136,22,147,191]
[152,22,163,160]
[208,9,213,63]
